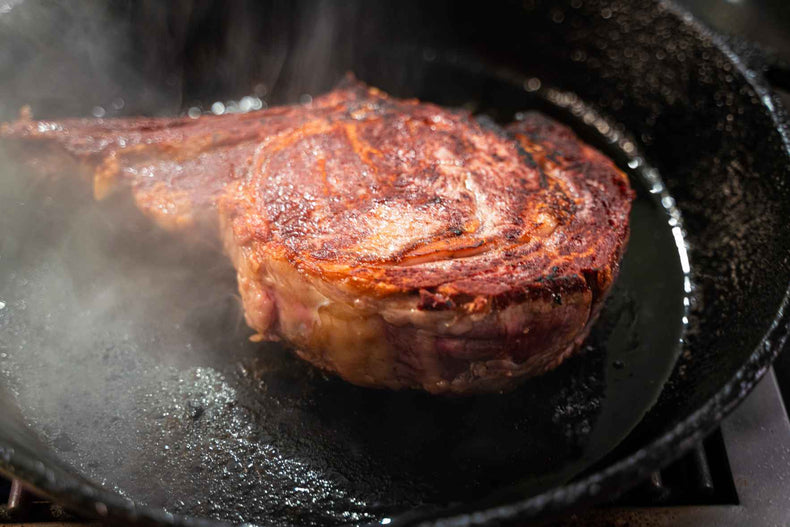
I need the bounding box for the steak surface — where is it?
[1,77,633,393]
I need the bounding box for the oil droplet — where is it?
[37,122,61,132]
[211,102,225,115]
[299,94,313,105]
[91,106,106,118]
[422,48,437,62]
[187,107,201,119]
[523,78,542,92]
[0,301,5,310]
[111,97,125,110]
[551,9,565,23]
[239,96,256,112]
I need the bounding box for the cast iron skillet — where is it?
[1,0,790,525]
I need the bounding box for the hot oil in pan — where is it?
[0,68,691,526]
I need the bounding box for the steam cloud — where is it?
[0,1,377,524]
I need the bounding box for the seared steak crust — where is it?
[2,78,633,393]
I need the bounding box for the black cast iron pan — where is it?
[1,0,789,525]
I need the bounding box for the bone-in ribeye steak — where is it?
[1,77,633,394]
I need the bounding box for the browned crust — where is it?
[214,83,632,392]
[1,80,632,309]
[220,87,633,315]
[1,77,634,393]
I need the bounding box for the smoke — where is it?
[0,0,368,122]
[0,127,381,524]
[0,1,173,120]
[0,1,377,524]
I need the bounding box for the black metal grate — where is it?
[0,475,80,524]
[612,428,738,507]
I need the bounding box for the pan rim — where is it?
[0,1,789,526]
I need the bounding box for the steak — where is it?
[1,77,633,394]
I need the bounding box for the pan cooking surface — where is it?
[0,61,691,526]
